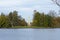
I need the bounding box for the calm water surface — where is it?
[0,28,60,40]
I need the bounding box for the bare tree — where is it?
[52,0,60,7]
[52,0,60,15]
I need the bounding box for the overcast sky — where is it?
[0,0,60,22]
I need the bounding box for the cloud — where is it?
[0,0,22,7]
[0,0,60,22]
[0,0,38,7]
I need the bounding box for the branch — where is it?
[52,0,60,7]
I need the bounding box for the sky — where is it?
[0,0,60,22]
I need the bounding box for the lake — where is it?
[0,28,60,40]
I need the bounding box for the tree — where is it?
[47,10,56,27]
[0,13,11,28]
[55,17,60,27]
[52,0,60,15]
[8,12,13,27]
[21,19,27,26]
[0,11,27,28]
[52,0,60,7]
[0,16,1,27]
[12,11,18,26]
[32,10,45,27]
[32,10,41,26]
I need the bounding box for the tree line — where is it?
[0,10,60,28]
[0,11,27,28]
[32,10,60,28]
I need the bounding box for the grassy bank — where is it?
[11,26,54,29]
[0,26,59,29]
